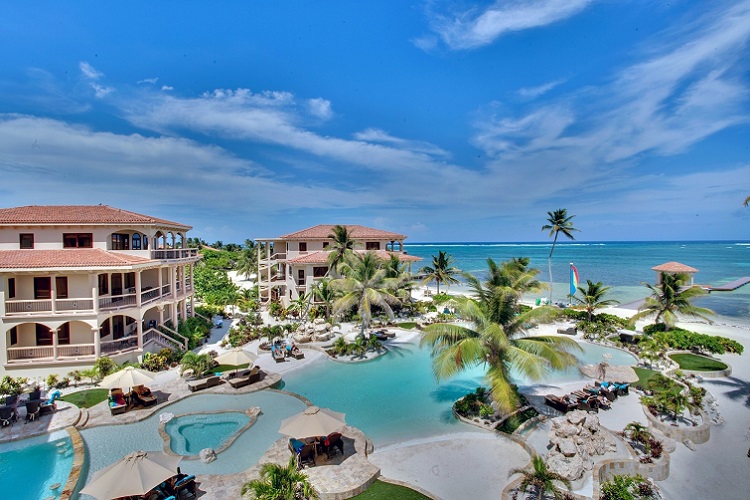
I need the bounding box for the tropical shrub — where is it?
[46,374,59,389]
[141,351,170,372]
[196,304,225,318]
[641,325,743,355]
[194,264,239,306]
[600,474,657,500]
[94,356,117,377]
[180,351,215,376]
[178,316,213,349]
[0,375,26,396]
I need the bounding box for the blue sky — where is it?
[1,1,748,243]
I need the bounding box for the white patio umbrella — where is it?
[279,405,346,438]
[99,366,157,390]
[79,450,181,500]
[214,347,258,369]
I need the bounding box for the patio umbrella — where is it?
[278,405,346,438]
[79,450,181,500]
[214,347,258,374]
[579,363,639,383]
[99,366,157,390]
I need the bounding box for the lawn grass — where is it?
[496,407,539,434]
[633,367,659,388]
[352,480,430,499]
[60,388,109,408]
[669,353,728,371]
[396,322,418,330]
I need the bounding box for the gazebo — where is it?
[651,262,699,287]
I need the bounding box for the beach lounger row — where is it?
[227,366,263,389]
[187,375,223,392]
[545,382,630,414]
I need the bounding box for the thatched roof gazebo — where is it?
[651,261,698,287]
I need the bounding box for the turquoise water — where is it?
[282,340,635,446]
[165,411,250,455]
[0,431,73,500]
[405,241,750,320]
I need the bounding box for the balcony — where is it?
[151,248,199,261]
[5,335,139,366]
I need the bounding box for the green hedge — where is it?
[642,325,743,355]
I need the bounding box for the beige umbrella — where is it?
[279,405,346,438]
[579,363,639,383]
[79,450,181,499]
[99,366,157,390]
[214,347,258,373]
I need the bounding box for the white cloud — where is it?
[423,0,594,50]
[517,79,565,98]
[353,128,450,157]
[90,83,114,99]
[306,98,333,120]
[161,85,174,91]
[138,77,159,85]
[79,61,103,80]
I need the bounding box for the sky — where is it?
[0,1,749,243]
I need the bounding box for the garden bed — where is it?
[668,353,727,371]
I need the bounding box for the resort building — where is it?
[0,205,200,377]
[256,224,421,306]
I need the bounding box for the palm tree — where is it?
[331,252,400,336]
[241,456,318,499]
[624,421,652,445]
[744,195,749,207]
[327,225,358,275]
[312,278,337,321]
[541,209,580,302]
[571,280,620,322]
[630,272,714,331]
[235,242,258,280]
[509,455,572,500]
[421,297,580,413]
[419,250,460,294]
[287,293,310,320]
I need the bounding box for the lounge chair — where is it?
[323,431,344,457]
[577,398,599,413]
[174,474,196,498]
[614,382,629,396]
[131,385,158,407]
[187,375,222,392]
[109,388,129,415]
[544,395,577,413]
[272,346,286,363]
[0,406,14,427]
[4,395,19,421]
[290,347,305,360]
[25,401,41,421]
[228,366,262,389]
[296,443,316,468]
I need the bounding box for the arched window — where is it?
[132,233,141,250]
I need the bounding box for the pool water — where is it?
[0,431,73,500]
[282,340,635,446]
[165,411,250,455]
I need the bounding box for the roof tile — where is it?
[0,249,155,269]
[0,205,190,229]
[277,224,406,240]
[651,261,699,273]
[286,250,421,264]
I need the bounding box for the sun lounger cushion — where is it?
[290,438,305,453]
[175,475,195,487]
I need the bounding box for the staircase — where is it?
[143,327,188,351]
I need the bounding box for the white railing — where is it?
[56,299,95,312]
[7,345,54,362]
[100,336,138,355]
[99,293,137,310]
[151,248,199,260]
[5,300,52,314]
[57,344,96,357]
[143,328,186,351]
[141,287,161,305]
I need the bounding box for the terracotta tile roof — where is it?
[0,205,191,229]
[0,249,155,269]
[278,224,406,241]
[651,262,699,273]
[286,250,421,265]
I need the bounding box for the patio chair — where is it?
[228,366,262,389]
[614,382,629,396]
[25,401,41,421]
[4,395,19,421]
[577,398,599,413]
[108,388,129,415]
[272,346,286,363]
[290,346,305,359]
[324,432,344,457]
[0,406,14,427]
[174,474,197,498]
[27,388,42,402]
[132,385,157,407]
[296,443,316,468]
[544,395,576,413]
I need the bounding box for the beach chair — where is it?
[577,398,599,413]
[108,388,129,415]
[174,474,196,498]
[187,375,222,392]
[290,346,305,359]
[296,443,316,468]
[132,385,157,407]
[544,395,576,413]
[272,346,286,363]
[324,432,344,457]
[0,406,14,427]
[228,366,262,389]
[25,401,41,421]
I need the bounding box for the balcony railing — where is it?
[99,293,137,310]
[7,345,54,362]
[5,300,52,314]
[57,344,96,357]
[100,336,138,355]
[151,248,199,260]
[56,299,95,312]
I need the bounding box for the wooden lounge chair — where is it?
[272,347,286,363]
[173,474,197,498]
[296,443,316,468]
[228,366,262,389]
[290,347,305,359]
[109,388,129,415]
[131,385,158,407]
[187,375,223,392]
[577,398,599,413]
[544,395,577,413]
[25,401,41,421]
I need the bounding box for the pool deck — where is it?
[0,400,80,443]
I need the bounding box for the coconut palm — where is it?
[624,421,652,445]
[384,254,414,304]
[542,209,580,302]
[235,242,258,280]
[331,252,400,336]
[509,455,572,500]
[421,297,580,413]
[241,456,318,499]
[630,272,714,331]
[419,250,460,294]
[327,225,358,275]
[744,195,749,207]
[312,278,337,320]
[571,280,620,322]
[287,293,310,320]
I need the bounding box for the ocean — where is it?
[404,241,750,322]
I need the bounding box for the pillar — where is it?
[135,270,142,307]
[52,327,58,360]
[51,276,57,313]
[136,318,143,349]
[93,326,101,358]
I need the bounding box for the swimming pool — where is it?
[165,411,251,456]
[0,430,74,500]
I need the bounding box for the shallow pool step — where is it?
[74,408,89,428]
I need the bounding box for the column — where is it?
[158,305,164,325]
[135,270,142,308]
[158,267,163,298]
[189,295,195,317]
[170,266,177,299]
[51,276,57,313]
[92,275,100,314]
[93,326,101,358]
[136,318,143,349]
[52,327,58,360]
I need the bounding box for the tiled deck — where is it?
[0,400,80,443]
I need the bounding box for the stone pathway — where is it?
[0,401,80,443]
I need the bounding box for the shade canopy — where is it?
[279,405,346,438]
[213,347,258,367]
[79,450,181,500]
[99,366,157,389]
[579,363,639,383]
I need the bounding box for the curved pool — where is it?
[165,411,251,456]
[0,430,74,500]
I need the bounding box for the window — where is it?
[34,277,51,299]
[111,233,130,250]
[8,278,15,299]
[63,233,93,248]
[20,233,34,249]
[55,277,68,299]
[366,242,380,250]
[297,269,305,285]
[35,324,52,345]
[9,326,17,346]
[299,242,307,252]
[100,318,111,338]
[313,266,328,278]
[58,323,70,345]
[323,242,330,249]
[132,233,141,250]
[125,272,135,290]
[98,274,109,295]
[143,235,149,250]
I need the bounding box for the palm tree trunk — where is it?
[548,257,553,303]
